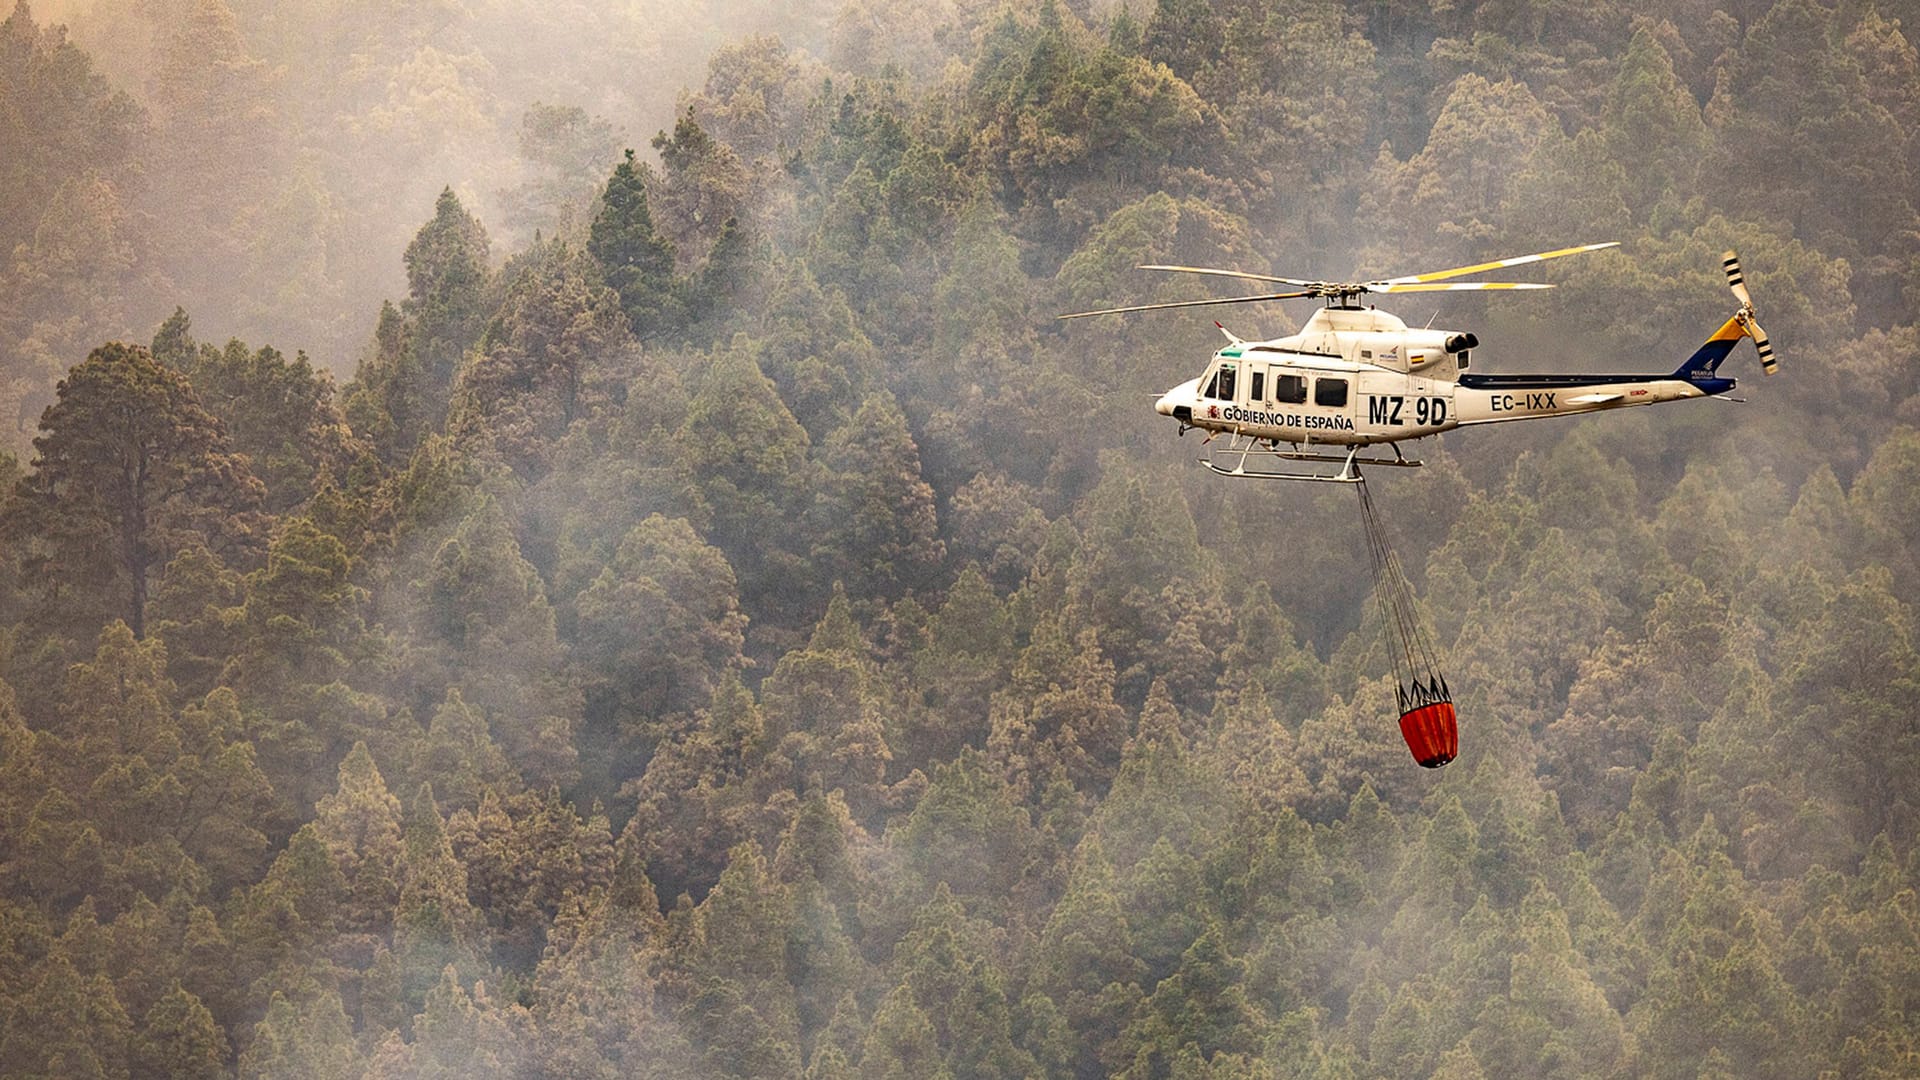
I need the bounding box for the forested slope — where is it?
[2,0,1919,1076]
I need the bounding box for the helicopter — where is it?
[1060,243,1777,482]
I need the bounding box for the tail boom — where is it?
[1450,312,1753,426]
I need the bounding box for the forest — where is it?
[1,0,1918,1075]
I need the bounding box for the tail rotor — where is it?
[1722,250,1778,375]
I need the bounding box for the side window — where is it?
[1315,377,1349,407]
[1217,363,1237,402]
[1274,374,1307,404]
[1249,370,1265,403]
[1203,371,1220,398]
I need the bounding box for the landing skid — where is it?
[1198,435,1423,483]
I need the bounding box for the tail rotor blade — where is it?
[1724,250,1775,373]
[1749,317,1778,375]
[1722,250,1753,307]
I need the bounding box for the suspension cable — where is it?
[1356,477,1446,708]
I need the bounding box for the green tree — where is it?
[810,392,945,600]
[650,107,752,265]
[147,543,246,699]
[1599,27,1708,217]
[141,0,286,322]
[1364,75,1560,259]
[415,689,513,812]
[856,991,943,1080]
[343,301,429,464]
[0,951,134,1079]
[362,967,529,1078]
[762,590,897,822]
[1032,834,1145,1075]
[1774,568,1920,842]
[133,984,229,1080]
[158,313,364,512]
[623,673,792,905]
[1711,0,1920,321]
[449,240,634,478]
[680,842,804,1075]
[589,149,684,336]
[448,787,614,970]
[747,262,880,441]
[1110,925,1266,1078]
[391,785,483,1017]
[879,885,1036,1077]
[312,741,405,937]
[224,515,382,808]
[531,866,695,1076]
[574,513,750,721]
[7,342,265,640]
[498,102,620,240]
[672,344,814,616]
[987,614,1131,799]
[403,187,493,421]
[397,498,581,789]
[238,987,362,1080]
[39,625,275,907]
[0,3,145,262]
[885,749,1039,927]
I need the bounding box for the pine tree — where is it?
[238,987,362,1080]
[343,301,430,464]
[589,149,683,337]
[649,107,750,262]
[449,240,633,477]
[133,984,228,1080]
[403,188,493,420]
[810,391,945,600]
[313,742,405,936]
[0,951,134,1078]
[393,784,483,1015]
[399,498,581,789]
[762,589,896,822]
[7,342,265,641]
[161,318,365,513]
[574,513,750,720]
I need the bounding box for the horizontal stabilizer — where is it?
[1564,392,1623,405]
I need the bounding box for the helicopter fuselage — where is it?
[1157,306,1733,448]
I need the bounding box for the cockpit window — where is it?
[1315,377,1349,407]
[1216,363,1236,401]
[1274,374,1307,404]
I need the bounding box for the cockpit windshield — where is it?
[1203,362,1237,401]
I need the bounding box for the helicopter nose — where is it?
[1157,377,1201,418]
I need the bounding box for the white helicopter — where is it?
[1061,243,1777,482]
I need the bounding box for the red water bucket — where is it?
[1398,700,1457,768]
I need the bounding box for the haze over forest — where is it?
[2,0,1918,1076]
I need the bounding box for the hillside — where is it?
[1,0,1918,1076]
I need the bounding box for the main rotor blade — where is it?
[1057,291,1313,319]
[1138,264,1322,288]
[1366,282,1556,294]
[1374,241,1619,286]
